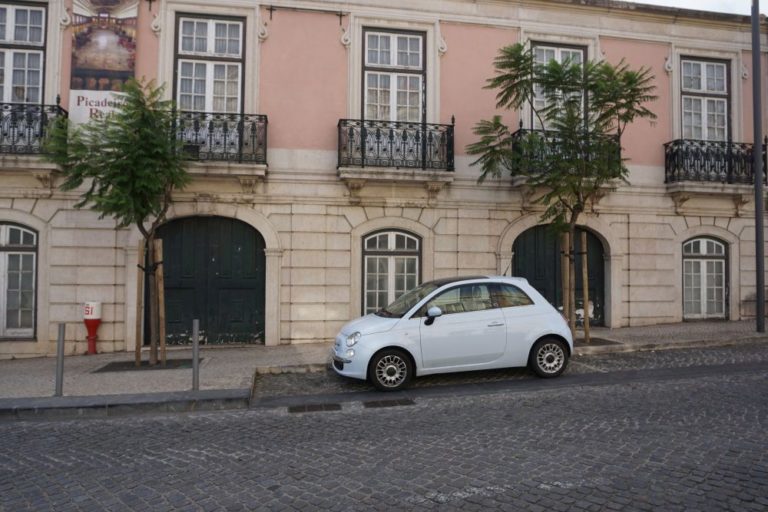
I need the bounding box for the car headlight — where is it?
[346,332,361,347]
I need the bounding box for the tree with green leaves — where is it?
[467,42,657,333]
[44,78,189,364]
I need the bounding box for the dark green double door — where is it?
[513,225,605,325]
[157,216,266,345]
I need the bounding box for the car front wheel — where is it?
[529,337,569,378]
[368,349,413,391]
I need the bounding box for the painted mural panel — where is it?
[69,0,138,123]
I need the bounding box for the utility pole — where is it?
[752,0,765,332]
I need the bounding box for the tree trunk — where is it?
[581,230,591,343]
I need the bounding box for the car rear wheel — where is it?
[368,349,413,391]
[529,337,569,378]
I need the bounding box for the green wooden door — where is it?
[157,216,266,345]
[513,225,605,325]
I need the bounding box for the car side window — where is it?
[493,284,534,308]
[421,284,495,316]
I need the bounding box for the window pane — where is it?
[495,284,534,308]
[706,63,726,93]
[682,61,702,90]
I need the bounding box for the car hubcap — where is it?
[537,343,564,373]
[375,355,407,387]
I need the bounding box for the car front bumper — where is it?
[330,347,368,381]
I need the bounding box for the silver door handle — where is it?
[487,322,504,327]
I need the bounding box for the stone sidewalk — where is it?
[0,320,765,419]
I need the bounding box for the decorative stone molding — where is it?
[664,54,673,74]
[151,13,163,34]
[340,23,351,47]
[670,191,691,214]
[32,170,55,193]
[667,182,755,215]
[425,181,445,206]
[60,7,71,28]
[519,186,536,213]
[237,175,264,195]
[733,194,750,217]
[742,64,749,80]
[343,178,366,204]
[258,18,269,42]
[435,22,447,56]
[338,167,454,206]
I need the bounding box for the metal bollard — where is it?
[54,323,65,397]
[192,319,200,391]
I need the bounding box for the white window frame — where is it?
[0,4,45,46]
[0,3,45,104]
[0,49,42,103]
[347,16,439,124]
[175,16,244,113]
[178,17,242,59]
[682,238,727,320]
[176,59,242,113]
[363,30,425,123]
[362,231,420,315]
[0,223,37,338]
[680,58,729,142]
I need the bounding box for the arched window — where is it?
[362,230,421,314]
[0,223,37,337]
[683,237,727,319]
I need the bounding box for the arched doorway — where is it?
[152,216,266,344]
[513,225,605,325]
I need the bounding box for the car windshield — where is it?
[376,281,441,318]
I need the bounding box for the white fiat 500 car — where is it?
[332,275,573,391]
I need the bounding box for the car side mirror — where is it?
[424,306,443,326]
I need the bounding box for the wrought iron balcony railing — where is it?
[0,102,68,155]
[338,118,454,171]
[510,128,621,174]
[175,111,267,164]
[664,139,765,185]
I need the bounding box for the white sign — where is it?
[68,91,126,125]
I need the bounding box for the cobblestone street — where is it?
[1,343,767,511]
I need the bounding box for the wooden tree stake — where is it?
[581,230,591,343]
[154,238,167,367]
[134,239,145,367]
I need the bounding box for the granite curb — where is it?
[0,388,250,421]
[2,334,766,421]
[574,333,768,355]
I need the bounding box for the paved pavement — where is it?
[0,320,766,420]
[1,344,767,511]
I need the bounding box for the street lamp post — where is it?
[753,0,765,332]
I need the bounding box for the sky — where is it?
[623,0,765,15]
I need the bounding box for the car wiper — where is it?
[376,308,395,318]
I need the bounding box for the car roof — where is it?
[425,275,530,287]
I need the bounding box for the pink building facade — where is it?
[0,0,766,356]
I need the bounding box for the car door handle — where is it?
[487,322,504,327]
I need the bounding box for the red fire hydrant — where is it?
[83,301,101,355]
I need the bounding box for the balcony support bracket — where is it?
[670,191,691,215]
[237,175,265,195]
[734,194,751,217]
[343,178,366,205]
[425,181,445,206]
